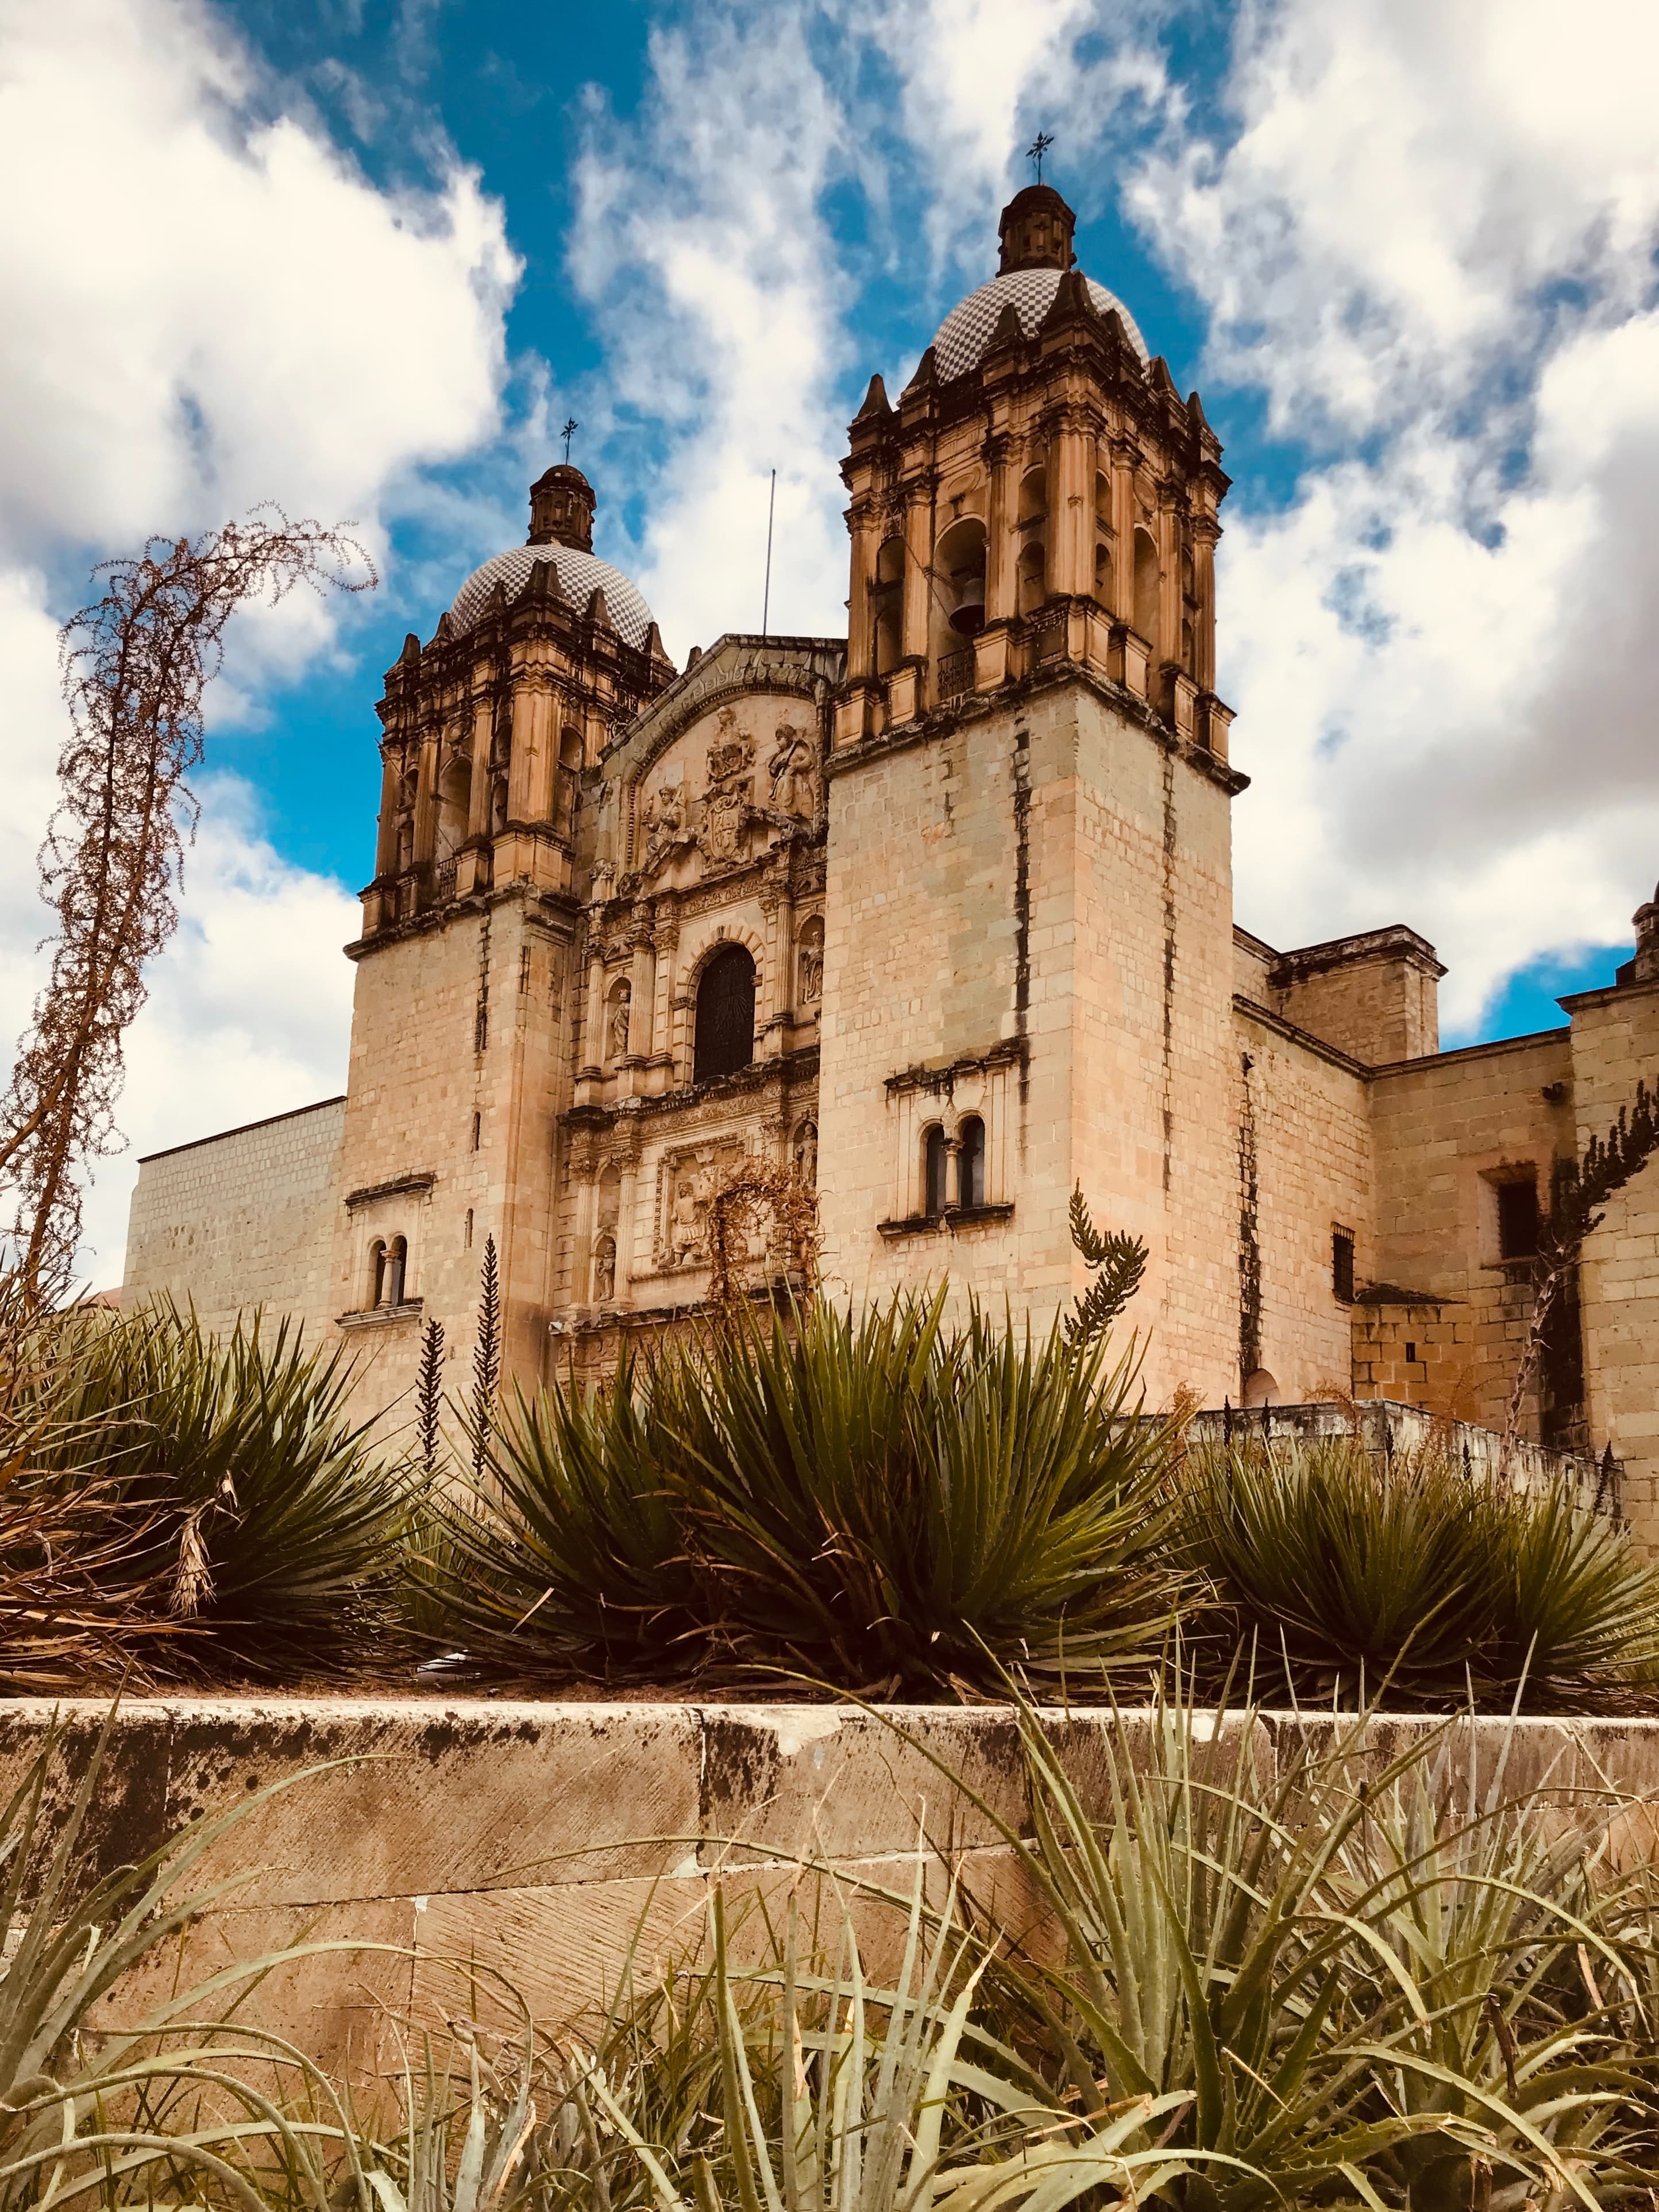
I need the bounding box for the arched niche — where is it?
[693,943,757,1083]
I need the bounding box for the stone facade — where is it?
[124,186,1659,1532]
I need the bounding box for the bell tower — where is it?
[817,187,1247,1400]
[330,468,674,1409]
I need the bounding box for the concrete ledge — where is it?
[12,1698,1658,2078]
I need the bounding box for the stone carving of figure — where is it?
[592,1233,616,1304]
[797,928,824,1005]
[793,1120,818,1188]
[607,981,631,1063]
[766,723,819,819]
[670,1171,709,1265]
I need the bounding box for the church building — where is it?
[124,186,1659,1537]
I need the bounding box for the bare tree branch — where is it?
[0,511,375,1298]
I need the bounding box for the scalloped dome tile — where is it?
[449,544,656,651]
[930,269,1148,382]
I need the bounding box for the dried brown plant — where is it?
[703,1158,819,1317]
[0,511,375,1297]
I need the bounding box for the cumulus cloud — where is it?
[0,0,516,1281]
[565,5,857,657]
[1121,0,1659,1031]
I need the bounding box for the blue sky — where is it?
[3,0,1657,1271]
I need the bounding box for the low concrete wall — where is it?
[11,1698,1659,2080]
[1186,1396,1616,1506]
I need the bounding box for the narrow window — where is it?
[1332,1226,1355,1304]
[464,1208,474,1250]
[923,1126,948,1219]
[1405,1341,1418,1366]
[385,1235,408,1305]
[1497,1174,1540,1261]
[519,946,531,994]
[369,1238,387,1308]
[957,1116,986,1209]
[693,945,757,1083]
[1132,525,1159,648]
[471,1111,481,1151]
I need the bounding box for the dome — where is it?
[448,542,657,651]
[929,267,1149,383]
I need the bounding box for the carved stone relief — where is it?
[653,1135,751,1272]
[627,700,824,890]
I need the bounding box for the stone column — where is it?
[984,436,1017,625]
[507,670,556,823]
[651,916,680,1092]
[900,471,935,661]
[1108,436,1137,623]
[1052,410,1092,600]
[466,691,495,838]
[1191,518,1219,695]
[628,918,657,1060]
[761,883,793,1055]
[373,750,401,877]
[580,945,605,1077]
[846,500,879,680]
[412,728,440,864]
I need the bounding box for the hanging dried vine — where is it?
[1504,1078,1659,1449]
[704,1158,819,1320]
[0,512,375,1298]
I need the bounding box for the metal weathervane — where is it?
[1027,131,1055,183]
[560,417,579,463]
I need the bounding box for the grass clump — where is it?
[1180,1432,1659,1709]
[429,1292,1183,1697]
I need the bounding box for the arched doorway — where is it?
[693,945,757,1083]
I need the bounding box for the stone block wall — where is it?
[123,1098,345,1340]
[1367,1030,1575,1436]
[1233,1004,1372,1401]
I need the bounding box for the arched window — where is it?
[935,516,986,641]
[1017,541,1047,617]
[694,944,757,1083]
[1018,465,1048,526]
[373,1234,407,1308]
[436,751,470,864]
[1132,526,1159,652]
[923,1125,948,1219]
[1094,542,1113,605]
[873,536,905,675]
[956,1116,985,1209]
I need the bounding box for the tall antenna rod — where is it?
[761,468,777,637]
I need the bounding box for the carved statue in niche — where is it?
[592,1232,616,1304]
[766,722,819,819]
[638,777,688,876]
[793,1119,818,1188]
[797,920,824,1005]
[607,980,631,1063]
[670,1167,712,1265]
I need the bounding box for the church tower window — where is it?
[957,1116,986,1208]
[693,945,757,1083]
[873,537,905,675]
[1132,526,1159,652]
[935,517,987,643]
[923,1125,948,1218]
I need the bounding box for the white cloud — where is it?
[0,0,517,1282]
[566,6,856,658]
[1121,0,1659,1032]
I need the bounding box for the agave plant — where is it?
[1179,1433,1659,1710]
[433,1293,1185,1694]
[24,1300,412,1680]
[0,1711,397,2212]
[877,1678,1656,2209]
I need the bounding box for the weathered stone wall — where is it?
[1366,1030,1575,1433]
[11,1697,1657,2088]
[819,672,1241,1406]
[123,1099,345,1340]
[1232,1004,1372,1401]
[1563,976,1659,1542]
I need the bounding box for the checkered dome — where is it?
[930,268,1149,383]
[450,544,656,649]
